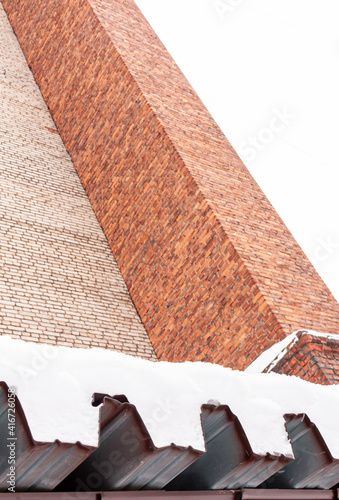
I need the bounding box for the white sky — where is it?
[135,0,339,303]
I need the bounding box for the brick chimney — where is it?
[3,0,338,369]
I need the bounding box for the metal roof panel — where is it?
[58,395,201,492]
[0,382,94,492]
[166,405,290,490]
[1,383,338,492]
[265,415,339,489]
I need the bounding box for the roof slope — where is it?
[0,336,339,490]
[0,381,338,492]
[246,331,339,385]
[0,382,94,491]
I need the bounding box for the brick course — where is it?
[0,4,156,359]
[268,332,339,385]
[2,0,339,369]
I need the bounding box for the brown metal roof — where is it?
[0,382,93,492]
[0,382,338,492]
[263,415,339,489]
[58,394,201,491]
[166,405,290,490]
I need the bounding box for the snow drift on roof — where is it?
[246,329,339,374]
[0,335,338,459]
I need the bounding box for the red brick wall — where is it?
[270,332,339,385]
[3,0,339,369]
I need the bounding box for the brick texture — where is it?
[268,332,339,385]
[0,4,156,359]
[2,0,339,369]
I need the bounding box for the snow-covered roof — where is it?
[0,335,338,461]
[246,329,339,375]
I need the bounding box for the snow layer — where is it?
[0,336,338,459]
[246,330,339,374]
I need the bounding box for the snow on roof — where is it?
[0,335,338,459]
[245,329,339,374]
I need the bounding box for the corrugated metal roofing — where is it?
[0,382,338,492]
[166,405,290,490]
[0,382,93,492]
[59,394,201,491]
[265,414,339,489]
